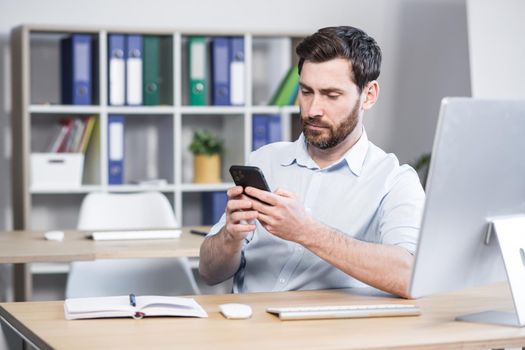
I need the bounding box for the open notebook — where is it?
[64,295,208,320]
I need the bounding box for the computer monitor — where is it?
[409,98,525,326]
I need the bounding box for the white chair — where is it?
[65,191,200,298]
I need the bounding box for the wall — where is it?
[467,0,525,98]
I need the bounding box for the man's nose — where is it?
[306,95,324,117]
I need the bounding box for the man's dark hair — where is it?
[296,26,382,92]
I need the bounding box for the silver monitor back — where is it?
[410,98,525,298]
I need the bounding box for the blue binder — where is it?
[252,114,281,150]
[108,115,124,185]
[108,34,126,106]
[202,191,228,225]
[126,35,143,106]
[267,115,282,143]
[61,34,92,105]
[229,37,245,106]
[252,114,268,151]
[211,37,230,106]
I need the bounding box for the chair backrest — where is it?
[77,191,177,230]
[66,191,199,298]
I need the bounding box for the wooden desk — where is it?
[1,283,524,350]
[0,227,206,300]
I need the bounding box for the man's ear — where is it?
[361,80,379,110]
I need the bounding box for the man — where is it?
[199,26,425,298]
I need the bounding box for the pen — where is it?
[129,293,136,307]
[190,229,208,236]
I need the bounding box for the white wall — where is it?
[467,0,525,98]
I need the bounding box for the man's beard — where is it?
[301,100,360,150]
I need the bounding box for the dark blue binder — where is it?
[252,114,282,150]
[108,115,124,185]
[211,37,230,106]
[202,191,228,225]
[229,37,245,105]
[61,34,92,105]
[252,114,268,151]
[267,114,282,143]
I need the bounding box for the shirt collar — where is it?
[279,128,369,176]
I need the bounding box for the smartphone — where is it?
[229,165,271,192]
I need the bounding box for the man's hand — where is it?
[244,186,318,244]
[223,186,258,244]
[198,185,259,285]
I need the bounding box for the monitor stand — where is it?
[456,215,525,327]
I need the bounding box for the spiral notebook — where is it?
[64,295,208,320]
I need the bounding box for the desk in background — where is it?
[0,227,207,301]
[1,283,524,350]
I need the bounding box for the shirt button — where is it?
[279,278,285,283]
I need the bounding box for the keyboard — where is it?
[90,229,182,241]
[266,303,421,321]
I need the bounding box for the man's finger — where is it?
[231,210,258,223]
[226,199,252,212]
[227,186,244,198]
[244,186,278,205]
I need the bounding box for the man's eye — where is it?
[327,94,340,99]
[300,90,311,95]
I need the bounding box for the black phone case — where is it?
[229,165,270,192]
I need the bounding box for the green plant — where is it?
[412,152,431,188]
[189,130,224,156]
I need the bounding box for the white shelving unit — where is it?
[11,24,303,233]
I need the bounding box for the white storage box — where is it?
[31,153,84,189]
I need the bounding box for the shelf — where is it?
[29,105,101,114]
[106,106,175,114]
[180,183,234,192]
[180,106,246,115]
[106,184,177,192]
[13,25,300,229]
[251,105,300,114]
[30,185,103,194]
[31,262,70,275]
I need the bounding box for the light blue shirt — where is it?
[208,130,425,293]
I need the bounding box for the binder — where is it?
[50,118,74,153]
[267,114,282,144]
[202,191,228,225]
[252,114,281,150]
[211,37,230,106]
[108,115,124,185]
[77,116,96,153]
[61,34,92,105]
[143,36,160,105]
[126,35,143,105]
[269,65,299,106]
[189,36,208,106]
[252,114,268,151]
[108,35,126,106]
[229,37,245,106]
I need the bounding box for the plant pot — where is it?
[193,154,221,183]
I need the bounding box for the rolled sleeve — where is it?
[378,166,425,254]
[207,214,226,237]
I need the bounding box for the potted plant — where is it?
[189,130,224,183]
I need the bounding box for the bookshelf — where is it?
[11,24,303,233]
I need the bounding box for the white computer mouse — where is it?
[219,303,253,319]
[44,230,64,241]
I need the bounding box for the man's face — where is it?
[298,58,362,150]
